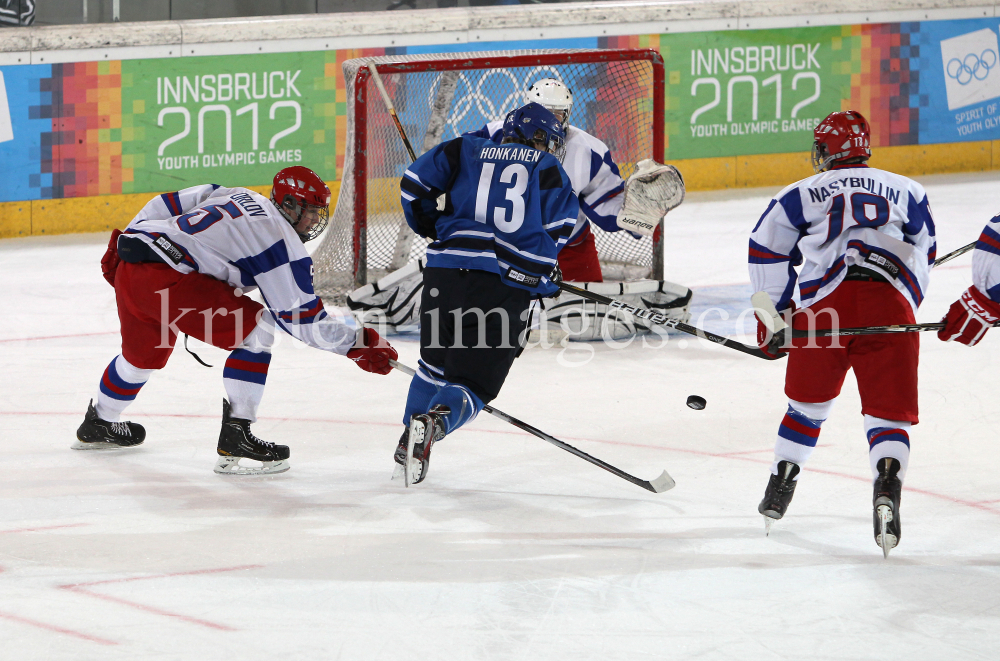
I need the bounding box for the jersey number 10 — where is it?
[825,192,890,243]
[474,162,529,234]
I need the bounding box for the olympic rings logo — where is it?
[428,66,565,138]
[946,49,998,85]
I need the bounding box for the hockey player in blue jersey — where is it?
[750,110,937,557]
[392,102,579,485]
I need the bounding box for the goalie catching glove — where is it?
[616,159,686,236]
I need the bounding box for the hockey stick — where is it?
[789,319,1000,338]
[934,241,975,267]
[388,359,676,494]
[368,64,418,163]
[557,282,780,360]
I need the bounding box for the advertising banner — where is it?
[654,18,1000,160]
[3,16,1000,205]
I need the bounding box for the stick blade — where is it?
[648,470,676,493]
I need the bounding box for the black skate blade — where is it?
[71,439,139,451]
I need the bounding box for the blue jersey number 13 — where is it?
[475,162,529,233]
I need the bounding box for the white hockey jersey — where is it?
[472,121,626,241]
[121,184,357,355]
[750,165,937,313]
[970,214,1000,301]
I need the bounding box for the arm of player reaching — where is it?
[749,193,804,313]
[399,138,462,239]
[496,160,580,296]
[577,150,626,233]
[938,213,1000,346]
[254,255,357,355]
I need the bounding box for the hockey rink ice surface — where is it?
[2,173,1000,660]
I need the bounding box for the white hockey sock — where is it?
[222,318,275,422]
[865,415,910,482]
[95,355,155,422]
[771,398,835,477]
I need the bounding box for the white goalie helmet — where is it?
[525,78,573,125]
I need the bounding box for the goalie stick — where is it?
[557,282,780,360]
[389,359,675,494]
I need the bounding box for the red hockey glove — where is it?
[101,229,123,287]
[938,286,1000,346]
[346,327,398,375]
[756,303,794,359]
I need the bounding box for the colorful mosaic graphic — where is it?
[30,62,125,199]
[840,23,926,147]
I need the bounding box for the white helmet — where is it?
[525,78,573,125]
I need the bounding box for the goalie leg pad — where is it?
[540,280,692,341]
[347,260,425,335]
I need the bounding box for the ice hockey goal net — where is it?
[312,49,665,303]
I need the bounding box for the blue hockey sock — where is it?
[402,361,444,426]
[427,384,483,434]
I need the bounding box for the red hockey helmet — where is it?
[812,110,872,173]
[271,166,331,242]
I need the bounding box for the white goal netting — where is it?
[312,49,665,303]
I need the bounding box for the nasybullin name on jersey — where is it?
[157,150,303,171]
[807,177,902,204]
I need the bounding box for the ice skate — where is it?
[214,399,290,475]
[873,457,902,558]
[758,461,800,535]
[391,428,408,481]
[404,405,449,487]
[73,399,145,450]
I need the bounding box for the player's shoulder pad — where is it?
[565,126,610,154]
[537,153,569,191]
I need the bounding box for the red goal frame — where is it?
[349,49,666,287]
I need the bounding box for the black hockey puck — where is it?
[686,395,707,410]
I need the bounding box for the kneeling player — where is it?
[750,111,936,556]
[393,102,578,484]
[75,166,398,474]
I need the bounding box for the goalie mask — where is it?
[502,102,566,156]
[271,166,331,242]
[812,110,871,173]
[525,78,573,125]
